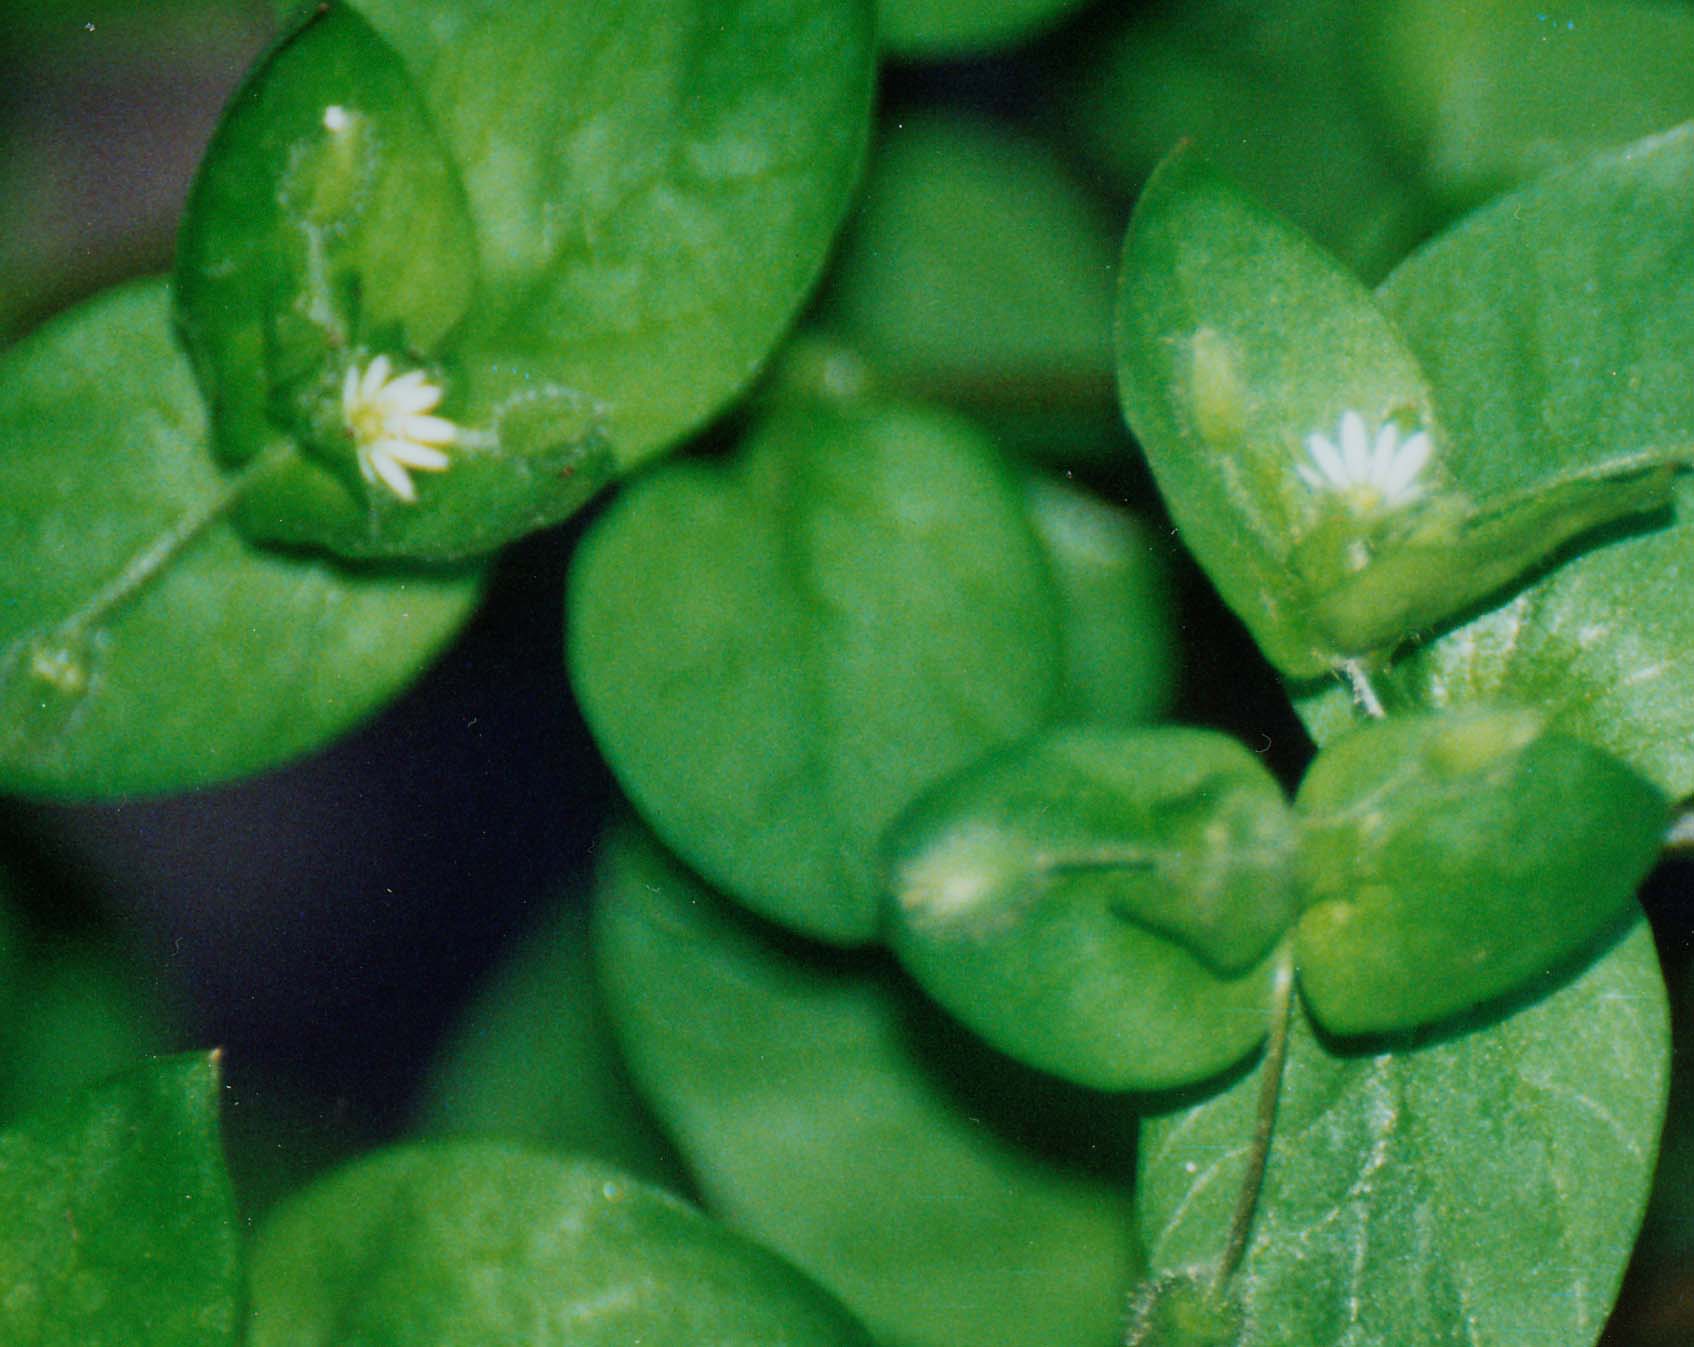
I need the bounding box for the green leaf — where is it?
[878,0,1089,58]
[178,4,478,463]
[246,1140,873,1347]
[1070,0,1429,280]
[1116,148,1439,677]
[595,824,1142,1347]
[176,4,566,561]
[568,398,1062,943]
[181,0,875,559]
[0,278,482,799]
[1116,148,1677,678]
[1293,707,1666,1036]
[413,897,688,1191]
[1300,451,1678,657]
[0,859,175,1124]
[884,726,1290,1091]
[1138,915,1668,1347]
[819,111,1122,459]
[1298,128,1694,796]
[1025,475,1177,726]
[0,1054,241,1346]
[1363,0,1694,214]
[0,937,175,1125]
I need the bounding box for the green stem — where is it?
[5,442,291,688]
[85,457,279,630]
[1214,946,1297,1295]
[1034,847,1156,878]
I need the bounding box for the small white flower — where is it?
[1297,410,1431,513]
[342,355,458,504]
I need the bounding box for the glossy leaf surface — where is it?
[0,279,482,799]
[1139,917,1668,1347]
[1116,148,1439,676]
[1294,708,1666,1035]
[177,4,477,475]
[885,726,1289,1090]
[1117,148,1680,678]
[176,4,592,560]
[0,1054,241,1347]
[595,825,1141,1347]
[569,398,1062,943]
[247,1141,872,1347]
[180,0,875,558]
[1298,128,1694,797]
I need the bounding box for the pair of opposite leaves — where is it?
[178,0,873,560]
[884,707,1664,1093]
[0,0,872,798]
[1117,145,1691,682]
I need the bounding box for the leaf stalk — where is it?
[1214,945,1297,1294]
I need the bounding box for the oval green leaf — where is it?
[594,824,1142,1347]
[819,111,1122,459]
[1363,0,1694,214]
[0,858,174,1125]
[1138,915,1669,1347]
[1071,0,1429,280]
[1025,475,1177,726]
[413,897,688,1192]
[884,725,1291,1091]
[1116,147,1676,678]
[1298,128,1694,797]
[0,279,483,799]
[0,1054,241,1347]
[247,1140,872,1347]
[176,4,609,561]
[1293,707,1666,1036]
[0,937,174,1126]
[176,2,478,487]
[180,0,875,559]
[1115,147,1441,677]
[568,398,1063,943]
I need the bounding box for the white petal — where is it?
[1305,432,1348,487]
[1369,423,1400,486]
[342,365,362,416]
[380,371,442,414]
[378,437,450,471]
[1296,463,1325,489]
[1340,410,1370,481]
[356,445,380,485]
[361,355,393,401]
[369,448,418,501]
[1382,430,1432,496]
[395,413,458,446]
